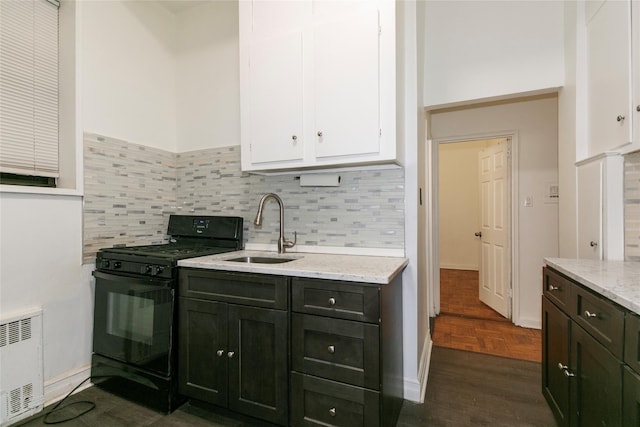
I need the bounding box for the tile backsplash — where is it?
[83,133,405,263]
[625,151,640,260]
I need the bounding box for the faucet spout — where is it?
[254,193,297,254]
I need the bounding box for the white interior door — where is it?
[478,141,510,318]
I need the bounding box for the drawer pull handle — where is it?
[328,297,336,306]
[216,350,224,357]
[227,351,235,358]
[328,345,335,354]
[329,407,336,417]
[548,284,559,291]
[584,310,598,319]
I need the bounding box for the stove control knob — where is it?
[143,265,153,274]
[113,261,122,269]
[102,260,111,269]
[156,266,165,274]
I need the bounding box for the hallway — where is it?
[432,269,542,363]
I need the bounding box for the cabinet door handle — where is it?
[328,345,335,354]
[584,310,598,319]
[617,115,625,122]
[328,297,336,306]
[548,284,559,291]
[558,363,575,377]
[216,350,224,357]
[329,407,336,417]
[227,351,235,358]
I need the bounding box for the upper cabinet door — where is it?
[247,32,304,165]
[313,9,381,159]
[586,0,633,155]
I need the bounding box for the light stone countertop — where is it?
[545,258,640,315]
[178,250,409,284]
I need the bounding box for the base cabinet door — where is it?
[178,298,228,406]
[228,305,289,425]
[542,297,571,427]
[624,366,640,426]
[179,298,289,426]
[570,324,623,427]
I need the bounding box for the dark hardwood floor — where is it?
[18,347,556,427]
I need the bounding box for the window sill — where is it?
[0,185,83,197]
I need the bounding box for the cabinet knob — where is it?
[292,135,297,141]
[616,115,625,122]
[584,310,598,319]
[328,345,335,354]
[216,350,224,357]
[548,284,559,291]
[227,351,235,358]
[317,131,323,137]
[590,241,598,247]
[329,407,336,417]
[637,105,640,112]
[328,297,336,306]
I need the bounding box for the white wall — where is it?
[81,1,178,151]
[431,95,559,328]
[0,193,93,401]
[176,1,240,151]
[439,140,502,270]
[423,0,565,108]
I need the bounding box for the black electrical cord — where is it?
[41,375,113,424]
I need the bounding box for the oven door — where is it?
[93,270,175,377]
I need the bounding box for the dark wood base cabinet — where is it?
[179,268,403,427]
[542,267,635,427]
[179,270,289,426]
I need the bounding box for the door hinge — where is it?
[379,25,382,36]
[379,129,382,137]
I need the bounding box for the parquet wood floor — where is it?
[433,269,542,363]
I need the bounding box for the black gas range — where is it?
[91,215,243,413]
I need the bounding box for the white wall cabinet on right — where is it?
[585,0,638,156]
[239,0,398,172]
[576,154,624,260]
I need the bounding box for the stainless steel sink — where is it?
[225,256,296,264]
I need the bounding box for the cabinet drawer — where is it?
[543,267,574,311]
[292,313,379,389]
[292,278,379,322]
[572,285,625,359]
[179,269,288,310]
[625,312,640,373]
[290,372,380,427]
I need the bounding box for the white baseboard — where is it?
[403,335,433,403]
[44,364,92,407]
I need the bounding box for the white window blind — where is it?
[0,0,60,178]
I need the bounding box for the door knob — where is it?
[617,115,625,122]
[590,241,598,247]
[474,232,482,238]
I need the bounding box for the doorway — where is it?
[438,137,511,320]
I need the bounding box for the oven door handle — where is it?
[92,270,173,289]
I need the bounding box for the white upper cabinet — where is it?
[585,0,634,155]
[239,0,398,172]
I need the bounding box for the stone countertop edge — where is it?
[544,257,640,315]
[178,250,409,285]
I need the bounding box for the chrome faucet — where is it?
[253,193,297,254]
